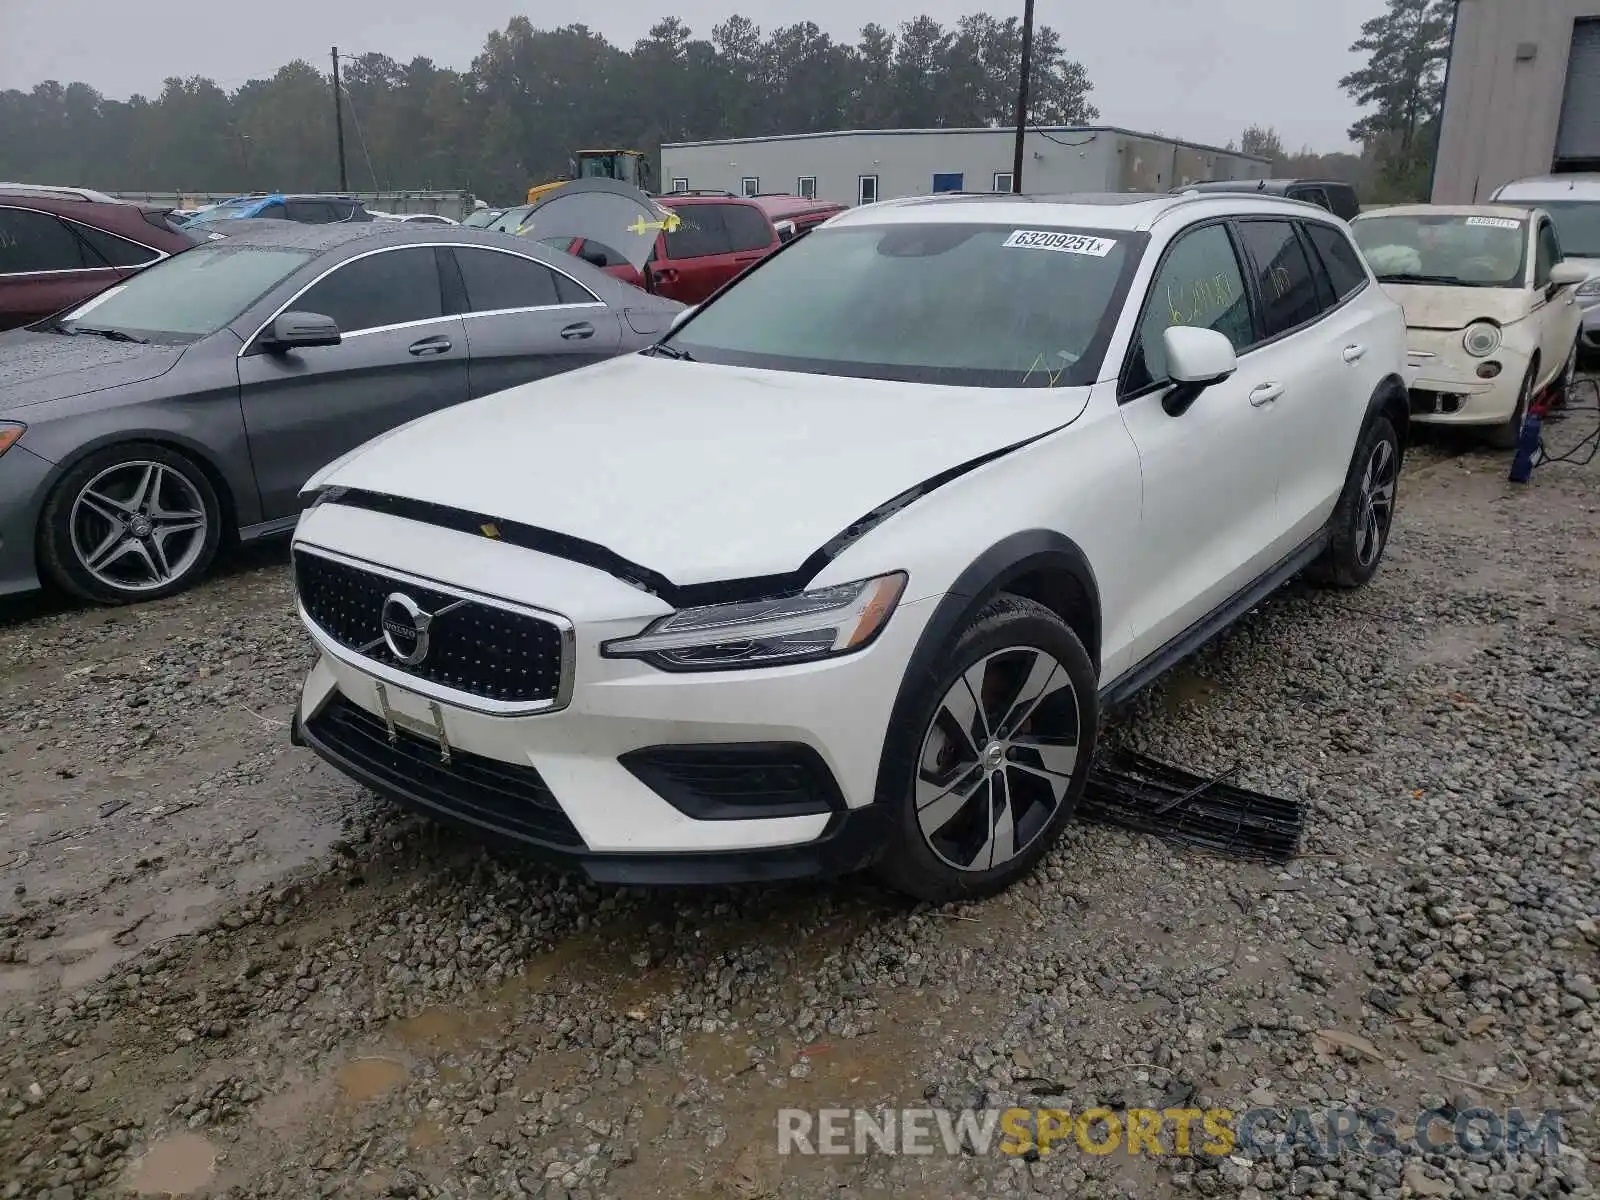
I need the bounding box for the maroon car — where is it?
[0,186,203,331]
[544,193,848,305]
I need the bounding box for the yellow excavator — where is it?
[527,149,655,204]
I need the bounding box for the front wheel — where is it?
[874,594,1098,904]
[1488,361,1538,450]
[1308,416,1400,590]
[38,443,223,604]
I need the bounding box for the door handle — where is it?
[408,335,452,356]
[560,322,595,341]
[1248,382,1284,407]
[654,267,680,282]
[1342,344,1367,363]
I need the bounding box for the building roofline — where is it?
[660,126,1269,164]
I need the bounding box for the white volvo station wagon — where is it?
[288,191,1410,902]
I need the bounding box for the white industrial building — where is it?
[659,127,1271,206]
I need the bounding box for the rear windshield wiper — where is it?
[73,326,149,344]
[645,342,694,361]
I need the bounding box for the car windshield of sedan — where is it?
[185,201,259,224]
[55,245,314,341]
[1351,214,1527,288]
[656,222,1138,388]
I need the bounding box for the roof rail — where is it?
[0,182,121,203]
[665,189,737,198]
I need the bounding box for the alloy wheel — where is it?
[1355,437,1396,569]
[914,646,1081,872]
[68,461,209,593]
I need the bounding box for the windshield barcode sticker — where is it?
[1465,216,1522,229]
[1003,230,1117,256]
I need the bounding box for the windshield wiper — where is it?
[73,326,149,344]
[1375,272,1478,286]
[645,342,694,361]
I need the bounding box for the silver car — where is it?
[1491,174,1600,355]
[0,220,683,603]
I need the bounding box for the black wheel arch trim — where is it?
[32,430,245,538]
[313,425,1071,610]
[868,528,1103,812]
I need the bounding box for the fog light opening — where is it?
[1476,361,1503,380]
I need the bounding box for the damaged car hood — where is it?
[310,353,1086,587]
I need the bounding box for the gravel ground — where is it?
[1,433,1597,1200]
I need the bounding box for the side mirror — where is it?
[1549,261,1588,289]
[669,306,696,331]
[261,311,341,353]
[774,219,797,243]
[1161,326,1237,417]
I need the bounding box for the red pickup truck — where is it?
[542,192,847,305]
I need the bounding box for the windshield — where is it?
[1499,199,1600,258]
[658,223,1141,388]
[489,204,534,233]
[460,209,500,228]
[1351,213,1527,287]
[186,200,260,224]
[56,245,313,341]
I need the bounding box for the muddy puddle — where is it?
[125,1132,219,1195]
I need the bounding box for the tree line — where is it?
[0,0,1452,206]
[0,13,1095,203]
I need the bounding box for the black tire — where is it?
[1308,416,1401,590]
[1488,360,1538,450]
[1549,334,1579,411]
[873,593,1098,904]
[38,442,223,604]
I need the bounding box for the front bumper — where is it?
[0,444,55,598]
[290,502,935,884]
[1404,328,1530,428]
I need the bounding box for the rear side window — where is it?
[1235,219,1324,337]
[295,247,443,333]
[284,200,338,223]
[453,247,560,311]
[1125,223,1253,394]
[552,270,598,304]
[0,208,92,273]
[1293,187,1332,212]
[663,205,731,259]
[73,223,160,269]
[1303,222,1368,300]
[721,203,774,252]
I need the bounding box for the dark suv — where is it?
[0,187,202,331]
[1176,179,1361,221]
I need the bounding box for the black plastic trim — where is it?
[619,742,847,820]
[869,530,1103,814]
[296,705,886,885]
[1097,528,1329,711]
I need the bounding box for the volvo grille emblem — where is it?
[381,593,434,665]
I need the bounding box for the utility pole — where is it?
[1011,0,1035,194]
[331,46,348,193]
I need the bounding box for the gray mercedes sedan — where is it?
[0,220,683,604]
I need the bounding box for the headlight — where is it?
[0,422,24,457]
[1578,277,1600,298]
[601,572,907,671]
[1462,321,1502,357]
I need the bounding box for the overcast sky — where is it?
[0,0,1383,153]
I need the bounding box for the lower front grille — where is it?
[306,694,583,848]
[619,743,846,820]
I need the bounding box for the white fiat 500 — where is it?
[289,192,1410,902]
[1350,204,1587,446]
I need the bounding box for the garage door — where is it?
[1556,19,1600,160]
